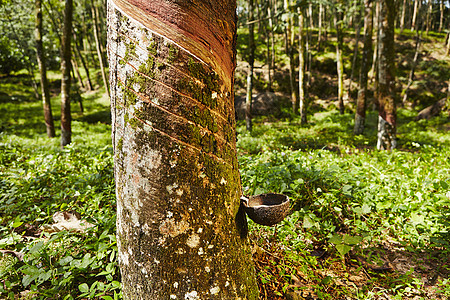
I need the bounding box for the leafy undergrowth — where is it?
[0,75,449,299]
[238,113,450,299]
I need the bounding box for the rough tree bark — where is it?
[60,0,73,148]
[35,0,55,138]
[377,0,397,150]
[246,0,255,132]
[107,0,259,299]
[354,0,373,135]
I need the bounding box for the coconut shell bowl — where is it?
[241,193,290,226]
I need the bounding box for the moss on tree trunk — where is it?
[107,0,258,298]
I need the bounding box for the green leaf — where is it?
[78,283,89,293]
[29,241,44,254]
[329,234,342,244]
[342,234,362,245]
[303,215,314,228]
[336,244,352,256]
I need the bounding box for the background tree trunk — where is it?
[91,0,110,97]
[334,4,345,115]
[377,0,397,150]
[354,0,373,135]
[285,0,298,113]
[60,0,73,148]
[298,7,307,124]
[35,0,55,138]
[107,0,259,298]
[246,0,255,132]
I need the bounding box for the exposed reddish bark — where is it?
[112,0,236,90]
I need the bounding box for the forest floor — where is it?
[0,30,449,299]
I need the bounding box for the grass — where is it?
[0,26,449,300]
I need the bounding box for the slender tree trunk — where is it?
[346,10,362,102]
[438,0,444,32]
[285,0,298,113]
[246,0,255,132]
[267,0,275,91]
[425,0,432,34]
[334,6,345,115]
[72,58,85,89]
[402,30,422,104]
[298,7,307,124]
[377,0,397,150]
[107,0,259,298]
[369,0,380,85]
[412,0,421,31]
[354,0,373,135]
[60,0,73,148]
[400,0,408,33]
[35,0,55,138]
[73,30,93,90]
[318,2,323,51]
[91,0,110,97]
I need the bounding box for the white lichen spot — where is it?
[210,286,220,295]
[205,266,210,273]
[176,247,186,255]
[119,251,129,265]
[173,282,179,289]
[170,295,177,299]
[205,220,213,225]
[167,211,173,218]
[166,183,179,194]
[211,91,218,99]
[184,291,198,300]
[188,208,193,212]
[225,281,230,287]
[154,258,160,265]
[186,233,200,248]
[198,247,204,255]
[197,228,203,234]
[169,159,177,168]
[176,189,184,196]
[159,218,189,238]
[207,244,214,249]
[220,177,227,185]
[141,267,147,274]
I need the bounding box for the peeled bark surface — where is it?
[107,0,258,299]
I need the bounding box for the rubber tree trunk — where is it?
[60,0,73,148]
[35,0,55,138]
[284,0,298,113]
[91,0,110,97]
[400,0,408,33]
[107,0,259,298]
[298,8,307,124]
[334,6,345,115]
[246,0,255,132]
[73,30,93,91]
[354,0,373,135]
[377,0,397,150]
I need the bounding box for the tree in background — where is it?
[107,0,258,298]
[245,0,255,132]
[354,0,373,135]
[298,6,307,124]
[377,0,397,150]
[334,0,345,115]
[60,0,73,147]
[35,0,55,138]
